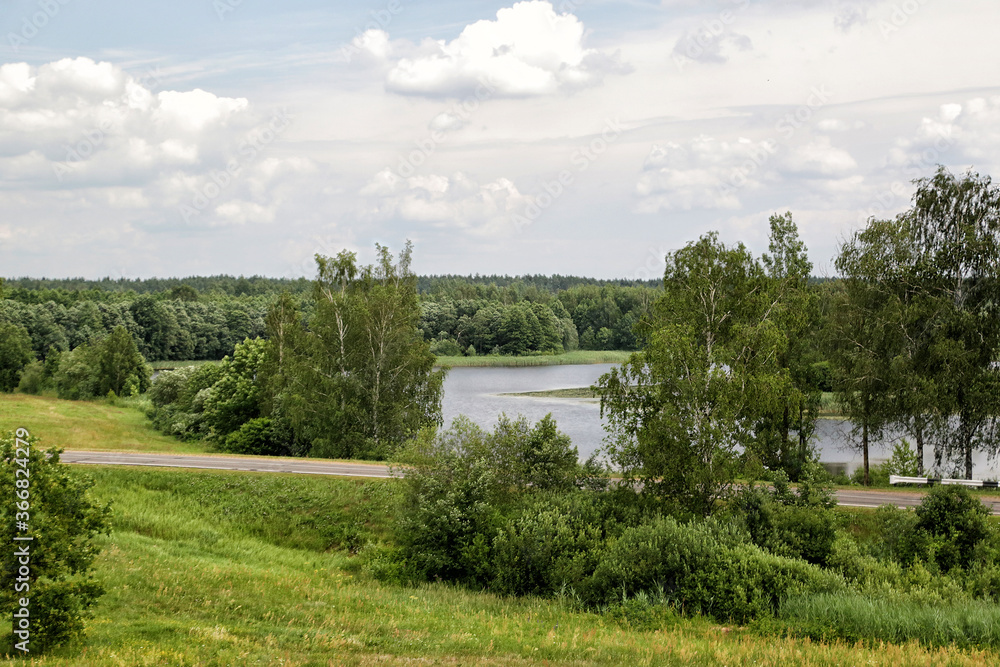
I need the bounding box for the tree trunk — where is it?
[798,403,807,467]
[915,421,924,476]
[964,417,973,480]
[781,404,790,464]
[862,420,870,486]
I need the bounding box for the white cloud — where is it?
[360,168,532,235]
[780,136,857,177]
[635,136,777,212]
[884,99,1000,177]
[0,58,253,186]
[364,1,625,98]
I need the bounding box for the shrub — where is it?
[16,360,46,394]
[396,454,502,586]
[730,466,837,566]
[585,515,844,623]
[430,338,462,356]
[221,417,287,456]
[491,492,608,597]
[0,432,112,653]
[903,485,990,572]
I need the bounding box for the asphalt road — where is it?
[60,450,1000,514]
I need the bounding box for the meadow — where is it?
[0,393,212,454]
[2,465,997,666]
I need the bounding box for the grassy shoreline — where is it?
[434,350,632,367]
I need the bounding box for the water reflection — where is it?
[441,364,1000,478]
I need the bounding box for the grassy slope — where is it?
[435,350,633,367]
[2,466,995,666]
[0,394,213,454]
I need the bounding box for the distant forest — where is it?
[0,273,675,362]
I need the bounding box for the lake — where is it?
[441,363,1000,479]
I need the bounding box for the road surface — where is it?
[60,450,1000,514]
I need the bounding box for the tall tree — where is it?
[907,168,1000,478]
[95,325,151,396]
[280,242,446,459]
[597,233,786,516]
[832,218,906,485]
[833,167,1000,480]
[0,322,34,391]
[756,212,822,478]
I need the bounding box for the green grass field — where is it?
[435,350,633,368]
[0,393,214,454]
[2,466,996,666]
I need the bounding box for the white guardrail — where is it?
[890,475,1000,489]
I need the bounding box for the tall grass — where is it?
[773,593,1000,648]
[435,350,633,368]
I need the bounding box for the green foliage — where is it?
[396,452,502,585]
[598,232,787,516]
[95,325,151,396]
[394,415,587,587]
[0,433,111,653]
[0,322,34,392]
[220,417,286,456]
[16,360,45,395]
[905,485,990,572]
[51,327,151,400]
[202,337,268,440]
[490,491,621,598]
[730,466,838,566]
[146,363,222,440]
[53,343,100,400]
[585,515,844,623]
[276,243,446,460]
[833,167,1000,479]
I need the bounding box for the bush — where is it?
[396,454,501,586]
[902,485,990,572]
[221,417,287,456]
[147,364,223,440]
[585,514,844,623]
[490,492,607,597]
[0,432,111,653]
[730,466,837,566]
[429,338,463,357]
[16,361,46,394]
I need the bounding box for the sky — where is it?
[0,0,998,280]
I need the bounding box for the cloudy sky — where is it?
[1,0,998,280]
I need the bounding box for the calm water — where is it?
[441,364,1000,478]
